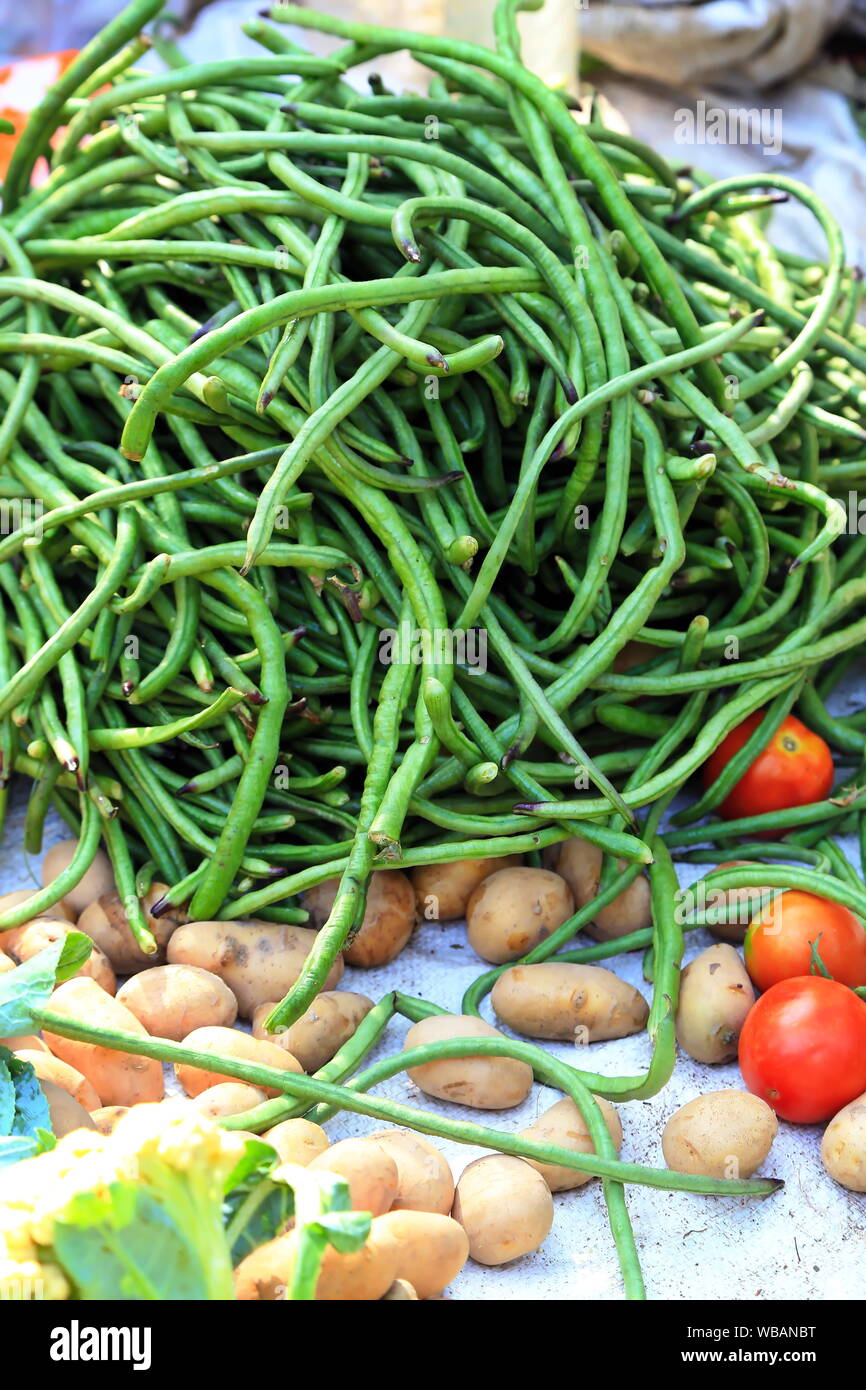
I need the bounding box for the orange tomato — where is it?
[703,712,834,822]
[744,889,866,991]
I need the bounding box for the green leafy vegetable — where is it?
[0,933,92,1037]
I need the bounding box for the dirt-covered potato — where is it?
[662,1090,778,1179]
[263,1118,330,1166]
[465,866,574,964]
[117,964,238,1041]
[42,978,164,1106]
[76,884,186,973]
[40,1079,98,1137]
[302,870,416,968]
[166,919,343,1018]
[821,1093,866,1191]
[543,838,651,942]
[90,1105,130,1135]
[676,943,755,1064]
[235,1221,399,1301]
[15,1049,102,1112]
[452,1155,553,1265]
[410,856,521,923]
[174,1026,303,1098]
[373,1210,469,1298]
[41,839,114,918]
[403,1013,533,1110]
[491,962,649,1042]
[308,1137,399,1216]
[519,1096,623,1191]
[251,991,373,1072]
[705,861,778,943]
[365,1128,455,1214]
[191,1082,268,1121]
[8,918,116,994]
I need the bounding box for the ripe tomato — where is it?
[739,976,866,1123]
[703,712,834,821]
[745,890,866,991]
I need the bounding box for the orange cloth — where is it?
[0,50,78,182]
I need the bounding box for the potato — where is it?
[492,962,649,1042]
[174,1026,303,1098]
[373,1211,469,1298]
[821,1093,866,1191]
[90,1105,130,1135]
[365,1128,454,1214]
[263,1118,330,1167]
[543,838,651,941]
[15,1050,102,1112]
[9,918,116,994]
[0,891,75,931]
[0,953,14,974]
[519,1096,623,1191]
[76,884,185,973]
[465,866,574,964]
[236,1221,399,1301]
[40,1079,98,1137]
[303,870,416,968]
[662,1090,778,1179]
[410,856,521,923]
[42,977,164,1106]
[251,991,373,1072]
[167,919,343,1018]
[403,1014,533,1110]
[705,861,778,943]
[676,943,755,1064]
[381,1279,419,1300]
[308,1137,399,1215]
[192,1082,269,1121]
[42,839,114,918]
[0,1034,49,1053]
[117,964,238,1040]
[452,1156,553,1265]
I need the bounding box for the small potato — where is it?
[42,977,164,1106]
[466,866,574,964]
[0,953,14,974]
[236,1221,399,1301]
[403,1014,533,1110]
[821,1093,866,1191]
[263,1118,330,1166]
[676,943,755,1064]
[381,1279,419,1300]
[0,891,75,931]
[174,1026,303,1098]
[76,884,185,973]
[308,1137,399,1216]
[365,1128,454,1214]
[1,1034,49,1053]
[662,1090,778,1179]
[705,862,778,944]
[452,1155,553,1266]
[411,856,521,923]
[117,964,238,1041]
[90,1105,130,1135]
[42,839,114,918]
[373,1210,469,1299]
[303,870,416,968]
[492,962,648,1042]
[41,1079,98,1137]
[9,919,116,994]
[519,1096,623,1191]
[251,992,373,1072]
[544,839,651,942]
[167,919,343,1018]
[192,1082,269,1121]
[15,1050,102,1112]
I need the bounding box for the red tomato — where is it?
[738,976,866,1122]
[704,712,834,821]
[745,890,866,991]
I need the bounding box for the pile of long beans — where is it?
[2,0,866,1297]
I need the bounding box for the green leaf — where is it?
[311,1210,371,1254]
[224,1143,295,1267]
[53,1183,213,1301]
[0,1134,39,1168]
[6,1049,51,1138]
[0,934,92,1036]
[0,1055,12,1135]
